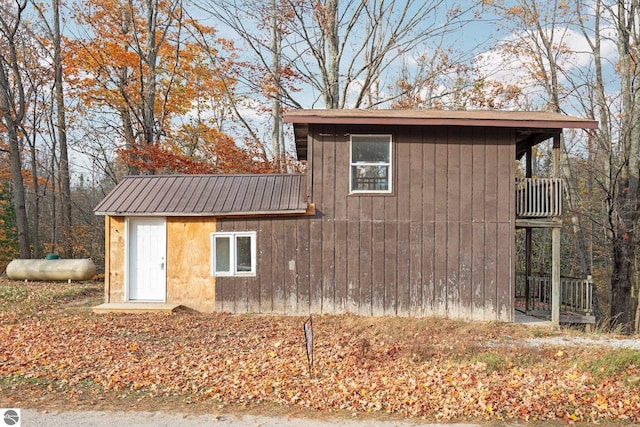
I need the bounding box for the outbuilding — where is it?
[94,109,597,323]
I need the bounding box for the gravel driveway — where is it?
[21,409,479,427]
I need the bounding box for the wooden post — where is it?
[552,226,560,327]
[551,134,561,328]
[525,146,532,311]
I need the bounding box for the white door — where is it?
[128,217,166,301]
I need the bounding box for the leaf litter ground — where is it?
[0,279,639,424]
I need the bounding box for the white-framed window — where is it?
[211,232,257,276]
[350,134,392,193]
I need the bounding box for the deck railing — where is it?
[516,178,563,217]
[516,274,593,314]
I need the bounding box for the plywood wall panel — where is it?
[166,217,216,313]
[104,216,111,302]
[107,216,125,303]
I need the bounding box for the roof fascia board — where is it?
[96,206,315,218]
[284,115,597,130]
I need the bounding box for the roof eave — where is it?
[284,115,598,130]
[95,206,314,218]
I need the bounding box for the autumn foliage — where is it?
[65,0,268,175]
[1,280,639,423]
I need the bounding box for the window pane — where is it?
[352,136,390,163]
[215,236,230,272]
[351,165,389,191]
[235,236,253,272]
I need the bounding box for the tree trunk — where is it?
[0,1,30,258]
[607,0,640,331]
[142,0,159,150]
[560,140,591,276]
[5,125,30,258]
[29,115,40,259]
[324,0,339,109]
[53,0,73,258]
[611,233,638,331]
[270,0,284,171]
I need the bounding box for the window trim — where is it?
[349,134,393,194]
[211,231,257,277]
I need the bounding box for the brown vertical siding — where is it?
[217,124,515,321]
[384,195,398,314]
[258,219,273,312]
[271,217,285,313]
[296,216,311,311]
[408,128,423,317]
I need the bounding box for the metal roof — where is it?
[284,108,598,127]
[283,109,599,160]
[94,174,309,217]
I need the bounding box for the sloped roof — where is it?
[94,174,309,217]
[283,109,598,128]
[283,109,598,160]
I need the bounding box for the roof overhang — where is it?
[284,109,598,160]
[95,205,315,218]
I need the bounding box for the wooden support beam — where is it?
[516,218,562,228]
[525,145,533,312]
[525,228,532,311]
[552,226,561,327]
[551,133,561,328]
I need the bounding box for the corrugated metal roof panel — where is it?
[94,174,309,216]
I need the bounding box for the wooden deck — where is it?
[515,274,595,325]
[92,302,181,314]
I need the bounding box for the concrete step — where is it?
[92,302,181,314]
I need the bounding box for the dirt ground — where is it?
[20,408,480,427]
[2,280,640,426]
